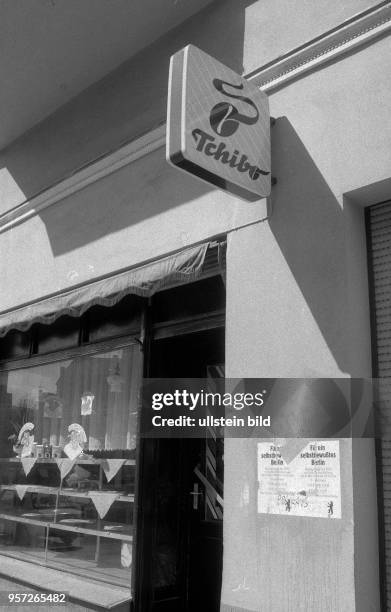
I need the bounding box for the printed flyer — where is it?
[257,440,341,518]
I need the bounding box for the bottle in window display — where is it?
[64,423,87,460]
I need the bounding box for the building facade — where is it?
[0,1,391,610]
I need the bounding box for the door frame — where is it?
[133,305,225,612]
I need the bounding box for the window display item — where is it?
[121,542,132,568]
[13,422,35,458]
[20,457,37,476]
[35,444,44,458]
[102,459,126,482]
[81,391,94,415]
[64,423,87,460]
[89,491,120,518]
[15,484,30,501]
[43,443,52,459]
[56,458,76,480]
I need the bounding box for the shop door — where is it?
[187,434,224,612]
[135,328,224,612]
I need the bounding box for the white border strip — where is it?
[0,2,390,235]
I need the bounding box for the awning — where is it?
[0,242,222,338]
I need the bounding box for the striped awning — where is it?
[0,242,224,337]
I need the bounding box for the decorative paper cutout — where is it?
[56,458,76,480]
[89,492,119,519]
[15,485,30,500]
[63,443,82,460]
[81,392,94,416]
[21,457,37,476]
[121,542,132,568]
[102,459,126,483]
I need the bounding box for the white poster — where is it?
[257,440,341,519]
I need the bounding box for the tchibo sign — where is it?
[166,45,271,202]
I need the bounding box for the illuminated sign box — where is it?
[166,44,271,202]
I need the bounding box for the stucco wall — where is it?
[224,194,378,611]
[223,32,384,609]
[0,0,379,215]
[0,146,269,311]
[2,33,390,317]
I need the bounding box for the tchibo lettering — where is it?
[192,128,269,181]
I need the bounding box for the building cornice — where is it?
[0,1,390,234]
[0,126,166,234]
[249,1,391,91]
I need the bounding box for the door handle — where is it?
[189,482,202,510]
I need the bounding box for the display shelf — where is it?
[0,484,134,503]
[48,520,133,541]
[0,549,131,590]
[0,452,134,578]
[0,457,136,466]
[0,512,133,542]
[0,512,48,529]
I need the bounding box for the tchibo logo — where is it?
[167,45,271,201]
[191,78,270,182]
[209,79,259,137]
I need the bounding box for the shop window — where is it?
[0,343,141,587]
[0,330,31,360]
[35,316,80,355]
[87,294,143,343]
[152,276,225,324]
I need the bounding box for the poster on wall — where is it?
[257,440,341,519]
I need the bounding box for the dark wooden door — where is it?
[136,437,223,612]
[135,328,224,612]
[187,435,224,612]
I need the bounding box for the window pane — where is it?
[152,276,225,323]
[36,316,80,355]
[0,344,141,587]
[88,295,143,343]
[0,330,31,361]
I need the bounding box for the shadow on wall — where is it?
[0,0,257,209]
[3,0,262,257]
[269,116,349,373]
[38,148,215,256]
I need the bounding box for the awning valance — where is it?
[0,242,221,338]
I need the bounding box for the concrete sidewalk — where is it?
[0,577,130,611]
